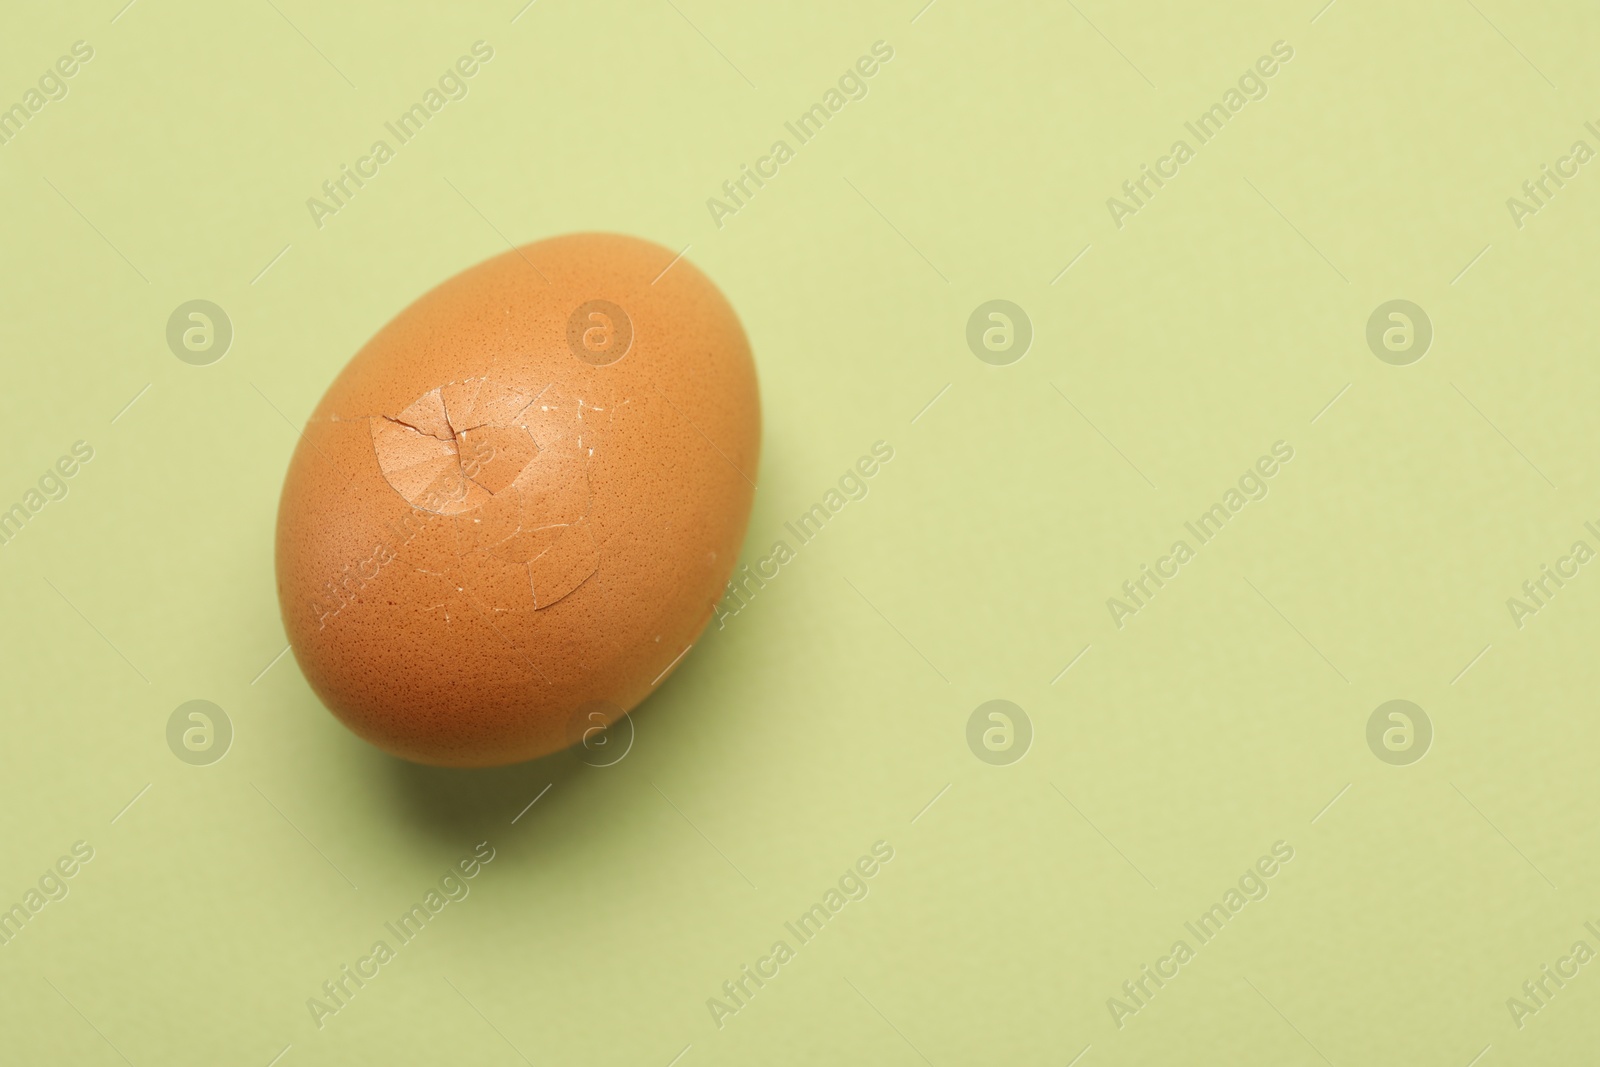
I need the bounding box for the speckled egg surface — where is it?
[275,233,760,767]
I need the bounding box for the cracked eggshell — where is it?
[274,233,760,767]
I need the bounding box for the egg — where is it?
[275,234,760,767]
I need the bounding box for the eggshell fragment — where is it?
[275,234,760,767]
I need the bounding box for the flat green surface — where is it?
[3,1,1600,1064]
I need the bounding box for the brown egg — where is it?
[275,234,760,766]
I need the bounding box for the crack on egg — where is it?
[368,375,617,618]
[379,414,451,442]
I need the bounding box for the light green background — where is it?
[3,1,1599,1064]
